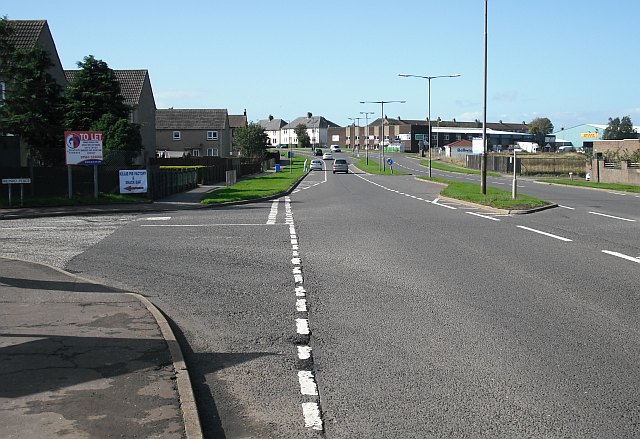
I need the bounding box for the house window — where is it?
[444,134,450,141]
[456,134,462,141]
[191,149,200,156]
[0,81,5,106]
[432,134,437,141]
[207,148,218,156]
[207,131,218,141]
[173,131,181,141]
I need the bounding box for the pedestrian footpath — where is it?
[0,258,202,438]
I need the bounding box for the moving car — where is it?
[322,152,334,160]
[314,148,323,156]
[310,159,323,171]
[330,144,341,152]
[332,158,348,174]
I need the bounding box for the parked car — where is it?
[332,158,348,174]
[314,148,323,156]
[330,144,341,152]
[322,152,334,160]
[310,159,323,171]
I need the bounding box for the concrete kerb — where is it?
[2,257,204,439]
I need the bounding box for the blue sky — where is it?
[5,1,639,131]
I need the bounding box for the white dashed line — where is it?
[558,205,575,210]
[432,198,457,210]
[296,318,310,334]
[602,250,640,264]
[298,371,318,395]
[296,299,308,312]
[267,199,279,224]
[297,346,312,360]
[302,403,323,430]
[588,211,636,222]
[145,216,171,221]
[517,225,572,242]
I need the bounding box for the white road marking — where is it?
[296,299,307,312]
[298,371,318,395]
[467,211,500,221]
[558,205,575,210]
[602,250,640,264]
[140,223,271,227]
[145,216,171,221]
[297,345,312,360]
[432,198,457,210]
[588,211,636,222]
[295,286,306,297]
[267,199,279,224]
[517,225,572,242]
[296,318,310,334]
[302,403,323,430]
[606,191,627,196]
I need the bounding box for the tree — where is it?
[528,117,554,137]
[603,116,638,140]
[0,44,65,163]
[294,123,311,148]
[234,122,268,158]
[90,113,142,166]
[64,55,129,130]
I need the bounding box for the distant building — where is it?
[156,109,232,157]
[258,115,288,147]
[444,139,473,158]
[552,124,605,153]
[282,113,339,147]
[65,69,157,165]
[0,20,67,166]
[229,110,247,155]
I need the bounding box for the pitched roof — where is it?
[283,116,339,129]
[5,20,47,49]
[229,114,247,128]
[445,139,472,148]
[156,109,228,130]
[258,118,287,131]
[65,69,149,107]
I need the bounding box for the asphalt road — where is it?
[1,153,638,438]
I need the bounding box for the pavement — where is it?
[0,187,215,438]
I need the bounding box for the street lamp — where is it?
[348,117,364,152]
[481,0,488,194]
[360,111,374,165]
[360,100,405,171]
[398,73,461,178]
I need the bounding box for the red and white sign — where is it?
[64,131,103,165]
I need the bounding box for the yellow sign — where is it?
[580,132,598,138]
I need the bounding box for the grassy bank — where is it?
[539,179,640,193]
[201,157,304,204]
[419,159,500,177]
[419,176,550,210]
[353,157,409,175]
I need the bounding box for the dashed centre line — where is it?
[517,225,572,242]
[589,211,636,222]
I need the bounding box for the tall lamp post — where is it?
[360,100,405,171]
[360,111,374,165]
[481,0,488,194]
[348,117,364,152]
[398,73,461,178]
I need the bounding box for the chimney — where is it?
[268,115,274,121]
[243,109,247,117]
[307,112,312,118]
[397,116,401,120]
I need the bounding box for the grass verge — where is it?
[0,193,150,209]
[201,157,304,204]
[539,179,640,193]
[419,159,500,177]
[419,176,550,210]
[353,157,409,175]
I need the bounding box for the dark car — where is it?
[314,149,323,156]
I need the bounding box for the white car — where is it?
[330,144,341,152]
[322,152,334,160]
[309,159,323,171]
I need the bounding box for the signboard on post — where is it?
[64,131,103,165]
[119,170,148,194]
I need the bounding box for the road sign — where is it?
[386,158,393,166]
[415,134,425,140]
[64,131,103,165]
[119,170,148,194]
[2,178,31,184]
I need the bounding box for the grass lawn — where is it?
[201,157,304,204]
[419,159,500,177]
[419,176,550,210]
[352,157,409,175]
[539,179,640,193]
[0,193,150,209]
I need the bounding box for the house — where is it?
[156,109,232,157]
[282,112,339,148]
[0,20,67,166]
[229,110,247,155]
[258,115,288,147]
[65,69,157,165]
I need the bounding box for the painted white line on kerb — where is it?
[517,225,573,242]
[298,371,318,395]
[296,318,310,334]
[558,205,575,210]
[295,286,306,297]
[296,299,307,312]
[602,250,640,264]
[467,211,500,221]
[432,199,457,210]
[302,403,323,430]
[589,211,636,222]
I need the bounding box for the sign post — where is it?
[387,158,394,174]
[2,178,31,207]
